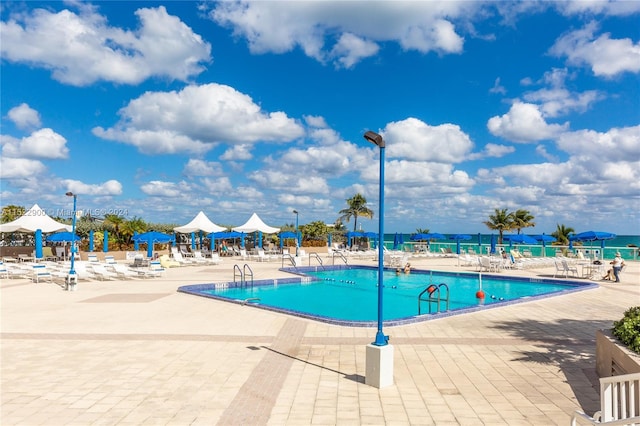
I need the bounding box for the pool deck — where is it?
[2,255,639,425]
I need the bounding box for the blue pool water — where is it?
[178,266,596,326]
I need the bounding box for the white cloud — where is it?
[330,33,379,69]
[556,1,640,17]
[183,159,224,177]
[62,179,123,196]
[93,83,305,155]
[487,102,569,143]
[208,2,475,67]
[489,77,506,95]
[1,128,69,159]
[0,157,46,179]
[549,22,640,77]
[0,5,211,86]
[140,180,191,197]
[522,68,603,118]
[467,143,515,160]
[535,145,559,162]
[220,145,253,161]
[7,103,41,130]
[383,118,474,163]
[556,125,640,164]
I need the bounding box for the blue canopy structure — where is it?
[133,231,175,258]
[410,233,445,241]
[279,231,297,249]
[490,234,497,254]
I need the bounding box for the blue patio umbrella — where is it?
[46,231,81,243]
[133,231,175,258]
[89,229,94,252]
[504,234,537,244]
[133,231,139,250]
[533,234,556,256]
[570,231,615,258]
[393,232,400,250]
[103,230,109,253]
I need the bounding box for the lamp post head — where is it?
[65,191,75,197]
[293,209,298,215]
[364,131,385,148]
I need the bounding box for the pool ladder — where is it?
[233,264,254,287]
[418,283,450,314]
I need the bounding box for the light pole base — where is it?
[66,273,77,291]
[365,343,394,388]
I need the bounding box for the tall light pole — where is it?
[293,209,299,256]
[364,130,387,346]
[363,130,394,388]
[65,191,77,288]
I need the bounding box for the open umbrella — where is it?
[504,234,537,245]
[46,231,81,243]
[570,231,616,259]
[532,234,556,256]
[46,231,81,261]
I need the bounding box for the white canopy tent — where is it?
[232,213,280,234]
[0,204,71,233]
[173,211,226,234]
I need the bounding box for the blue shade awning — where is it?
[208,231,244,239]
[279,231,297,239]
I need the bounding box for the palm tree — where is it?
[551,224,575,246]
[483,208,514,244]
[415,228,430,234]
[103,214,125,249]
[512,209,535,234]
[338,193,374,232]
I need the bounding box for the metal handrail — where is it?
[233,264,243,285]
[332,251,348,265]
[281,253,297,268]
[309,252,325,269]
[243,264,254,287]
[418,283,450,315]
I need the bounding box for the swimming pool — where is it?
[178,266,597,326]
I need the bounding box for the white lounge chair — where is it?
[88,263,119,280]
[572,372,640,425]
[107,263,141,279]
[562,259,579,277]
[31,264,52,283]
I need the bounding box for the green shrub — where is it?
[612,306,640,354]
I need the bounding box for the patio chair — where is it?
[553,261,565,278]
[572,372,640,425]
[562,259,579,278]
[106,263,141,279]
[32,264,52,283]
[0,262,9,279]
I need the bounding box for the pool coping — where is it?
[177,265,599,327]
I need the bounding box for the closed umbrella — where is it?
[450,234,471,255]
[490,234,497,254]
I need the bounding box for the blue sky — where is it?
[1,1,639,235]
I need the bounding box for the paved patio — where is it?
[2,255,638,425]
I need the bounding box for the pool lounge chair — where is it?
[571,372,640,425]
